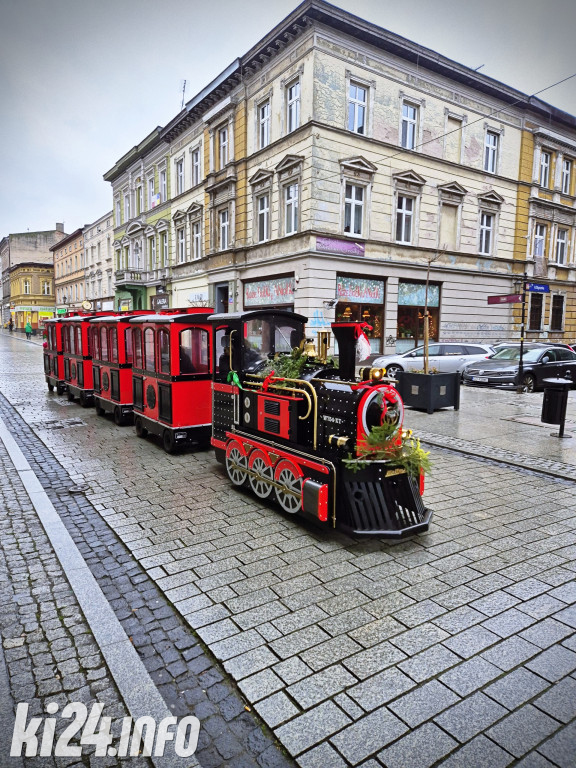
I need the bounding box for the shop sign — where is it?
[151,294,170,310]
[336,277,384,303]
[56,308,67,315]
[244,277,294,307]
[316,237,365,256]
[487,294,522,305]
[398,282,440,307]
[187,290,209,304]
[120,300,132,311]
[14,305,55,313]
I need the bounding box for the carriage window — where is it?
[144,328,155,370]
[100,327,109,361]
[63,326,70,353]
[244,317,304,358]
[215,327,231,379]
[91,327,100,359]
[158,329,170,373]
[73,326,80,355]
[125,328,133,364]
[49,326,56,350]
[179,328,209,374]
[109,328,118,362]
[133,328,143,368]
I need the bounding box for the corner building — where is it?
[105,0,576,352]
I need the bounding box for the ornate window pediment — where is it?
[155,218,169,232]
[125,219,145,236]
[478,190,504,208]
[392,170,426,191]
[186,202,203,217]
[438,181,467,200]
[249,168,274,188]
[340,156,377,182]
[144,225,156,237]
[172,209,187,223]
[275,154,305,178]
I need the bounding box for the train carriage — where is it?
[43,317,67,395]
[61,313,118,406]
[210,309,433,537]
[127,310,214,453]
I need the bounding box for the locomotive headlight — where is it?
[370,368,384,381]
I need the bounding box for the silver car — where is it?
[371,342,495,378]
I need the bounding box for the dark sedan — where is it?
[462,345,576,392]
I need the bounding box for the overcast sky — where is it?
[1,0,575,237]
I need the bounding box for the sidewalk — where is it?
[0,333,575,767]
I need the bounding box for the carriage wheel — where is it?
[274,460,303,514]
[226,443,248,486]
[114,407,126,427]
[79,391,90,408]
[249,450,273,499]
[57,384,66,396]
[95,401,105,417]
[47,383,54,392]
[67,389,75,402]
[163,429,177,454]
[134,416,148,438]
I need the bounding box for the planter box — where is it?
[396,371,460,414]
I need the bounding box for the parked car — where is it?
[462,345,576,391]
[371,342,495,378]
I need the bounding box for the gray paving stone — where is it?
[273,657,313,685]
[484,667,550,710]
[334,692,364,720]
[330,708,408,765]
[287,664,357,709]
[301,635,364,672]
[438,734,514,768]
[481,608,537,638]
[504,578,551,601]
[297,741,348,768]
[254,691,300,729]
[486,705,560,758]
[549,582,576,603]
[238,668,284,702]
[515,753,561,768]
[274,700,351,757]
[234,601,289,631]
[348,667,415,711]
[270,625,331,660]
[377,722,457,768]
[519,618,573,649]
[533,676,576,723]
[211,628,265,661]
[471,590,521,617]
[481,636,540,671]
[433,605,486,634]
[366,590,415,617]
[537,720,576,768]
[526,644,576,682]
[389,623,449,655]
[348,616,405,648]
[392,599,446,627]
[398,644,460,683]
[388,679,460,727]
[554,604,576,629]
[271,605,329,635]
[443,625,500,658]
[518,594,568,620]
[223,645,279,680]
[343,641,407,680]
[434,691,508,742]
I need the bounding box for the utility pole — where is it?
[517,271,527,392]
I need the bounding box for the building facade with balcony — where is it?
[83,212,114,311]
[51,228,85,312]
[9,262,55,333]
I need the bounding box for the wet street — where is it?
[1,329,576,767]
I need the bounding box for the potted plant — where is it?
[394,251,460,414]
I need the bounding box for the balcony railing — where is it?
[114,267,172,286]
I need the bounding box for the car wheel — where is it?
[385,364,403,379]
[521,373,536,393]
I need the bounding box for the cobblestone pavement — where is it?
[1,332,576,766]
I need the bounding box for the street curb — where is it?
[0,415,199,767]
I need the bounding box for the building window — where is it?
[479,212,494,255]
[528,293,543,331]
[396,195,414,244]
[348,83,367,134]
[562,159,572,195]
[177,228,185,263]
[555,229,567,264]
[136,185,143,215]
[550,295,565,331]
[484,130,499,173]
[115,199,121,225]
[192,149,201,186]
[401,102,418,150]
[533,223,546,258]
[42,280,50,295]
[23,278,31,294]
[148,236,156,269]
[161,232,168,266]
[218,127,228,168]
[160,169,167,202]
[124,193,130,221]
[219,209,229,250]
[286,80,300,133]
[285,183,299,235]
[192,221,202,259]
[176,159,184,195]
[445,116,463,163]
[259,101,270,148]
[148,177,155,208]
[540,151,551,187]
[257,194,270,243]
[344,183,364,236]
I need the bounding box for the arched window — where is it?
[144,328,155,370]
[91,327,100,360]
[133,328,143,368]
[109,328,118,362]
[100,326,108,362]
[179,328,210,374]
[158,329,170,373]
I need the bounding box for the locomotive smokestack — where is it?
[331,322,366,381]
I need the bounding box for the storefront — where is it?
[243,275,295,310]
[335,275,385,354]
[14,305,56,332]
[396,281,440,353]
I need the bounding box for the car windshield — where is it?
[490,347,543,362]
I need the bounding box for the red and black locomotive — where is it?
[210,309,432,537]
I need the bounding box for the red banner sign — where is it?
[487,294,522,305]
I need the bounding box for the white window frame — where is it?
[160,169,167,203]
[258,100,271,149]
[124,193,130,221]
[161,231,169,266]
[148,176,155,208]
[115,198,121,225]
[555,229,567,265]
[396,195,415,244]
[219,209,229,250]
[257,194,270,243]
[218,127,228,168]
[401,102,418,150]
[176,158,184,195]
[479,211,494,255]
[348,82,367,135]
[136,185,143,214]
[540,151,551,187]
[562,159,572,195]
[23,278,31,295]
[192,220,202,259]
[42,280,50,295]
[533,223,547,259]
[148,236,156,269]
[286,79,301,134]
[177,227,186,264]
[484,130,499,174]
[344,183,365,237]
[191,148,201,186]
[284,183,299,236]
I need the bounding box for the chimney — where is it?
[56,222,64,232]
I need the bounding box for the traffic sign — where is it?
[487,294,522,305]
[526,283,550,293]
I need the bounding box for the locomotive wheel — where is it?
[163,429,177,454]
[248,450,273,498]
[226,444,248,486]
[274,460,303,514]
[521,373,536,393]
[134,416,148,438]
[47,383,54,392]
[67,389,75,402]
[114,407,125,426]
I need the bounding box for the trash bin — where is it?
[541,378,572,425]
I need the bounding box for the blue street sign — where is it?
[526,283,550,293]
